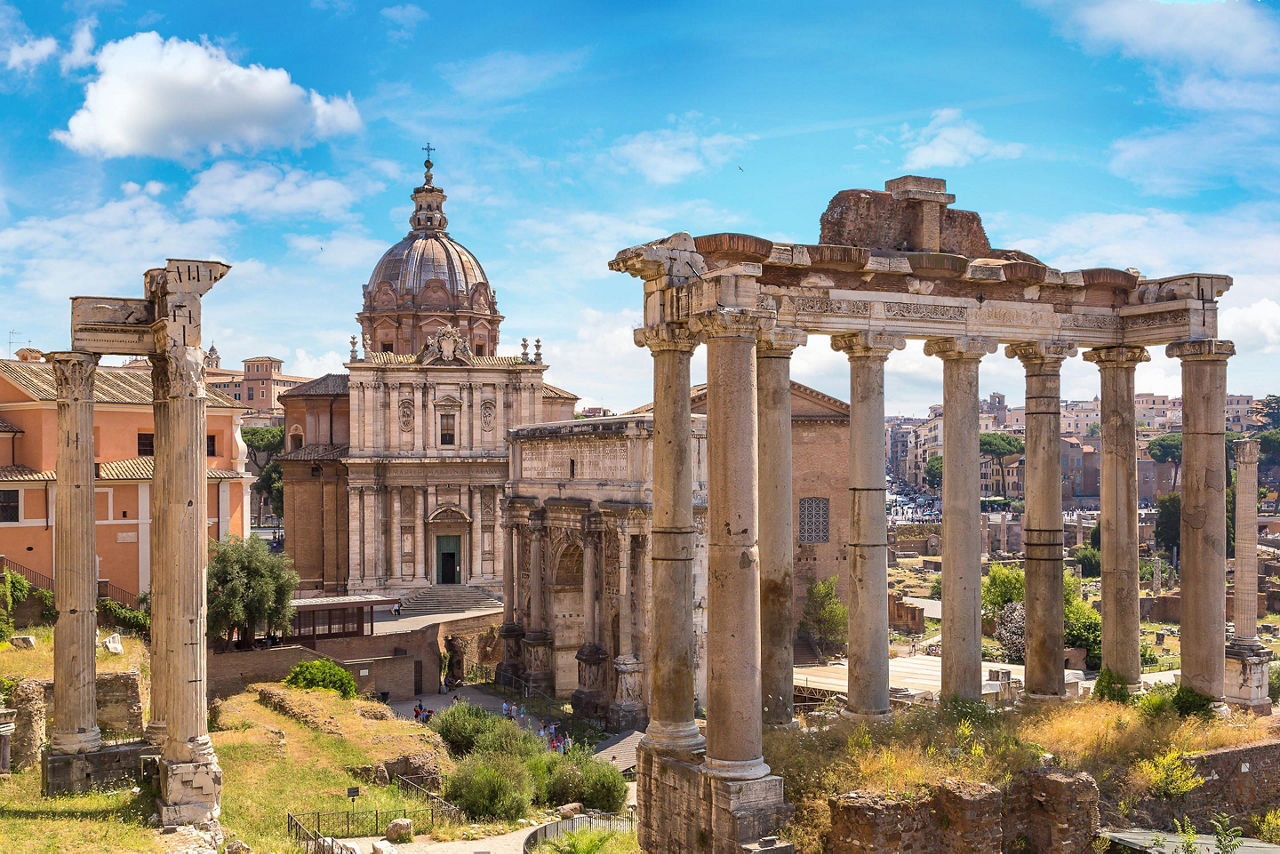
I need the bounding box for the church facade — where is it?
[280,159,576,598]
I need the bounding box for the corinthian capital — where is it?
[923,336,997,360]
[1005,341,1078,366]
[633,323,698,353]
[1082,345,1151,368]
[46,351,98,402]
[688,309,775,339]
[165,347,206,399]
[831,331,906,359]
[1165,338,1235,362]
[758,326,808,355]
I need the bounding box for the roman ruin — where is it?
[44,259,229,824]
[610,176,1236,853]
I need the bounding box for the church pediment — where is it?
[434,394,463,410]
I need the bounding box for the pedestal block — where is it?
[496,623,525,689]
[571,643,610,720]
[159,755,223,826]
[607,656,648,733]
[522,633,554,694]
[1224,645,1273,715]
[42,740,160,795]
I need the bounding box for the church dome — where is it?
[357,156,503,358]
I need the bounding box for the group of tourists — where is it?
[411,702,435,725]
[501,701,575,753]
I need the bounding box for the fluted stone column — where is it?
[609,529,646,731]
[700,310,769,780]
[1084,345,1149,688]
[146,355,172,746]
[573,532,608,717]
[1009,342,1075,700]
[633,324,703,754]
[925,336,996,700]
[48,351,102,755]
[158,349,221,824]
[833,332,905,719]
[758,328,806,727]
[1226,437,1272,711]
[498,523,523,687]
[1169,339,1233,701]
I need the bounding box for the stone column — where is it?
[1009,342,1076,700]
[425,385,436,449]
[633,324,703,754]
[699,310,769,780]
[146,355,171,745]
[48,351,102,755]
[523,520,553,692]
[757,328,805,727]
[1084,346,1149,688]
[413,487,425,580]
[470,487,483,583]
[412,382,424,452]
[0,706,13,774]
[158,348,221,824]
[1226,437,1272,711]
[573,531,608,718]
[833,332,905,719]
[498,523,523,687]
[609,528,646,731]
[390,486,402,579]
[925,336,997,700]
[1169,339,1234,701]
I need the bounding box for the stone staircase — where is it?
[793,635,823,667]
[399,585,504,617]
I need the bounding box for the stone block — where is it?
[159,756,223,826]
[9,635,35,649]
[41,740,160,795]
[557,802,583,819]
[372,842,397,854]
[385,816,413,843]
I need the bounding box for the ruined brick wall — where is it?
[206,645,327,700]
[818,190,994,257]
[888,594,925,635]
[10,671,144,770]
[1133,739,1280,829]
[826,770,1098,853]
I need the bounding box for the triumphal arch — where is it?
[43,259,229,825]
[611,176,1234,853]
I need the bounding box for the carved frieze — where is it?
[792,296,873,316]
[1123,309,1191,330]
[885,302,967,321]
[398,398,413,432]
[1061,313,1121,330]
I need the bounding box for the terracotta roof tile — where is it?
[278,443,349,461]
[541,382,579,401]
[0,360,238,407]
[0,458,244,483]
[363,351,526,367]
[0,415,22,433]
[280,373,349,398]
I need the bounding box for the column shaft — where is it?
[1085,346,1148,686]
[1169,339,1233,699]
[1010,343,1074,699]
[617,532,633,657]
[635,326,702,753]
[926,337,995,700]
[703,313,767,779]
[583,535,599,645]
[1234,439,1261,645]
[146,357,171,745]
[413,487,425,580]
[529,527,545,631]
[834,333,902,718]
[49,352,102,754]
[757,336,801,726]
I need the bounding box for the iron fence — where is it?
[394,774,464,823]
[522,811,638,853]
[286,806,442,850]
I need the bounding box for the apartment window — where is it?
[207,435,217,457]
[247,388,254,401]
[0,489,17,523]
[234,393,241,401]
[440,414,456,445]
[381,342,394,353]
[137,433,155,457]
[798,497,829,544]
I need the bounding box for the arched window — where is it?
[798,497,829,544]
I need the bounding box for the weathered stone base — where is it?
[637,741,794,854]
[521,633,554,694]
[827,769,1099,853]
[1224,646,1272,715]
[41,740,160,795]
[158,756,223,826]
[607,701,648,734]
[496,623,524,689]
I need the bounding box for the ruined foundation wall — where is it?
[11,671,144,769]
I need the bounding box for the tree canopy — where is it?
[1254,395,1280,431]
[208,534,298,650]
[981,563,1024,618]
[1147,433,1183,488]
[979,432,1025,460]
[924,455,944,491]
[1155,493,1181,554]
[241,426,284,472]
[799,576,847,655]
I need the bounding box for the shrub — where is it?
[1064,599,1102,669]
[1093,668,1130,705]
[546,756,585,806]
[1171,684,1215,720]
[473,717,544,760]
[1140,643,1159,668]
[981,564,1025,618]
[536,829,619,854]
[1136,684,1177,720]
[445,753,532,820]
[1134,748,1204,799]
[580,757,627,812]
[0,572,13,641]
[283,659,357,699]
[993,601,1026,665]
[1254,808,1280,844]
[1072,546,1101,578]
[98,597,151,638]
[1269,667,1280,704]
[432,700,497,756]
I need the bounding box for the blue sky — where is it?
[1,0,1278,415]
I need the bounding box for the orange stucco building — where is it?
[0,349,253,596]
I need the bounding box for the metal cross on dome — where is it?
[421,142,435,160]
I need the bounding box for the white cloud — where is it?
[609,124,747,185]
[1031,0,1280,195]
[437,49,587,101]
[0,184,231,306]
[381,3,428,39]
[54,32,362,159]
[900,108,1024,171]
[5,36,56,72]
[185,161,361,220]
[286,231,387,271]
[291,347,348,377]
[60,17,95,72]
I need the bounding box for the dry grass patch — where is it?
[0,624,147,683]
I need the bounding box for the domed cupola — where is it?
[357,156,503,358]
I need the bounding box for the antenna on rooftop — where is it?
[7,330,28,359]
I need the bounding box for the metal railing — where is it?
[394,774,464,823]
[522,810,638,853]
[1,556,53,593]
[286,806,443,850]
[98,579,139,610]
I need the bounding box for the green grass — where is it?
[0,768,160,854]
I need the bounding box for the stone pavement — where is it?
[341,824,535,853]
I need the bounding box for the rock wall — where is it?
[826,769,1099,853]
[1129,739,1280,830]
[10,671,144,770]
[818,189,995,258]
